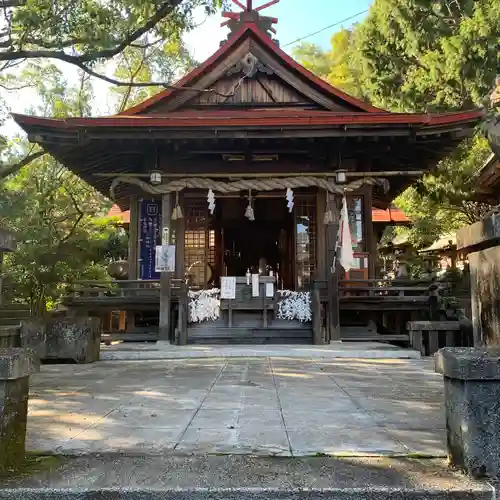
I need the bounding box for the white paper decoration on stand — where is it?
[207,189,216,215]
[277,290,311,322]
[286,188,294,212]
[188,288,220,322]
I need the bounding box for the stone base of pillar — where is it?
[436,347,500,478]
[0,348,40,473]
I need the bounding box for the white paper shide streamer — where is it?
[277,290,311,322]
[207,189,216,215]
[188,289,220,322]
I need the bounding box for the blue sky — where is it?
[185,0,374,61]
[257,0,373,49]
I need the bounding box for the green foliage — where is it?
[0,66,127,315]
[111,38,196,111]
[354,0,500,112]
[293,29,364,98]
[395,135,492,246]
[2,0,224,64]
[294,0,499,245]
[0,154,126,315]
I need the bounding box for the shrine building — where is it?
[13,0,482,345]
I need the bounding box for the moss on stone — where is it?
[0,453,65,479]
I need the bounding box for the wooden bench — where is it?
[407,320,462,356]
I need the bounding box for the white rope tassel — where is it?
[245,189,255,221]
[207,189,216,215]
[323,209,334,225]
[323,194,335,225]
[171,191,183,220]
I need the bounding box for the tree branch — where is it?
[0,149,46,179]
[0,0,184,63]
[67,58,241,97]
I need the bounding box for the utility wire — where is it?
[282,9,369,47]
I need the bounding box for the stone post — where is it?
[433,213,500,478]
[435,347,500,478]
[0,348,40,472]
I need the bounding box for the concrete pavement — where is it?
[26,357,446,457]
[0,454,495,499]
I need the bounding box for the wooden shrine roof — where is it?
[12,9,483,210]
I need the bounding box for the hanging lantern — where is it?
[245,189,255,221]
[286,188,294,212]
[207,189,216,215]
[150,170,162,185]
[171,191,183,221]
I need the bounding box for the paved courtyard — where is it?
[27,357,446,457]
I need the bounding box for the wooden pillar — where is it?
[316,189,327,280]
[175,192,185,280]
[127,194,139,330]
[159,193,173,341]
[326,192,341,341]
[0,250,4,306]
[364,187,376,278]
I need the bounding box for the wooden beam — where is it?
[255,0,280,11]
[94,170,425,179]
[83,128,414,140]
[159,193,173,342]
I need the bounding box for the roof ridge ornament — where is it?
[221,0,280,43]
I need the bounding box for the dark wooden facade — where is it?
[13,7,482,344]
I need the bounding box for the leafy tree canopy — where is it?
[294,0,499,245]
[0,0,223,81]
[353,0,500,112]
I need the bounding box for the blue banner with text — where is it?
[139,199,161,280]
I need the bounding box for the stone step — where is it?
[0,310,30,319]
[0,303,31,311]
[0,455,493,499]
[0,317,24,326]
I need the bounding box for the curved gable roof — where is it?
[120,21,382,116]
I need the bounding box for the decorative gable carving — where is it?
[227,52,273,78]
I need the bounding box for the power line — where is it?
[282,9,368,47]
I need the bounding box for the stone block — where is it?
[45,316,100,363]
[0,348,39,472]
[19,319,46,359]
[0,348,40,380]
[468,247,500,346]
[456,213,500,252]
[435,347,500,478]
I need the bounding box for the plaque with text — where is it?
[220,276,236,299]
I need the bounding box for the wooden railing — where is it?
[339,278,431,297]
[63,279,185,309]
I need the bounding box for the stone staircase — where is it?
[188,311,312,344]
